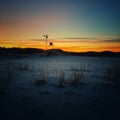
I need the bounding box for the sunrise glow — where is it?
[0,0,120,52]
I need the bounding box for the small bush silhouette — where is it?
[57,71,65,87]
[104,65,120,81]
[0,61,13,94]
[70,71,85,86]
[18,63,30,71]
[34,68,48,86]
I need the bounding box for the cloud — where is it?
[59,36,120,43]
[60,37,98,40]
[101,38,120,43]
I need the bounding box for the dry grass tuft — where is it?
[57,71,65,87]
[34,68,49,86]
[104,65,120,82]
[0,61,13,94]
[69,71,85,86]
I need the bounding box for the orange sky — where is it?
[0,0,120,52]
[0,37,120,52]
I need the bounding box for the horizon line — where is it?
[0,46,120,53]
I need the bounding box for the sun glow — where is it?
[0,37,120,52]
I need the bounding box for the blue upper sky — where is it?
[0,0,120,39]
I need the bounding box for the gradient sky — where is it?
[0,0,120,52]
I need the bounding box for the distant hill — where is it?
[67,51,120,57]
[0,47,120,58]
[0,47,45,57]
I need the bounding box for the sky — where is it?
[0,0,120,52]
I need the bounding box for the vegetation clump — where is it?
[70,71,85,86]
[0,61,13,94]
[57,71,65,87]
[104,65,120,82]
[34,68,48,86]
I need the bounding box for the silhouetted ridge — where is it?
[0,47,44,57]
[0,47,120,57]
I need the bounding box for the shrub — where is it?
[57,71,65,87]
[104,66,120,81]
[0,61,13,94]
[70,71,84,86]
[34,68,48,86]
[18,63,29,71]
